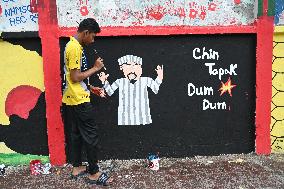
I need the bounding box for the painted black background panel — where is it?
[0,32,38,39]
[4,36,42,56]
[60,34,256,160]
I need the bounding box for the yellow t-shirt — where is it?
[62,36,90,105]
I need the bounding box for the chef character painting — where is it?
[98,55,163,125]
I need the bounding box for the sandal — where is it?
[87,172,112,186]
[70,170,87,180]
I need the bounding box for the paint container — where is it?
[41,163,51,174]
[0,164,5,177]
[30,160,42,175]
[147,154,160,171]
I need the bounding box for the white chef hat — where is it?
[117,55,142,65]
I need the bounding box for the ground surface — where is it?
[1,153,284,189]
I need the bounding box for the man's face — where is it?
[83,31,96,45]
[120,62,142,80]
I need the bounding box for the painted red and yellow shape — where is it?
[219,77,237,97]
[0,40,44,126]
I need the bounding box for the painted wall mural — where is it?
[271,26,284,152]
[56,0,257,27]
[0,40,44,125]
[98,55,163,125]
[59,34,256,160]
[188,47,237,111]
[0,39,48,165]
[0,0,39,32]
[0,0,280,164]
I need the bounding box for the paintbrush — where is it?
[94,49,106,71]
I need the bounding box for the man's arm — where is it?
[70,57,104,82]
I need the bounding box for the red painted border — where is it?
[59,25,257,37]
[38,0,66,165]
[255,0,273,155]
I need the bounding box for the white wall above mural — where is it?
[56,0,257,28]
[0,0,38,32]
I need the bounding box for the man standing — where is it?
[98,54,163,125]
[62,18,111,186]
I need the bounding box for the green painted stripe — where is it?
[0,153,49,166]
[258,0,263,17]
[268,0,275,16]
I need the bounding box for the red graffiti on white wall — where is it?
[199,6,206,20]
[132,11,145,26]
[165,0,185,18]
[145,1,218,21]
[70,0,219,26]
[189,1,217,20]
[208,2,217,11]
[189,2,198,19]
[234,0,241,4]
[79,0,89,16]
[147,5,166,20]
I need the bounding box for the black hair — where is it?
[77,18,101,33]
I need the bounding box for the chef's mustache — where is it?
[127,72,137,79]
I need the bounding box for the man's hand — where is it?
[90,85,106,98]
[98,72,109,84]
[93,57,104,71]
[155,65,163,81]
[70,58,104,83]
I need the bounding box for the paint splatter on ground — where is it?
[1,153,284,188]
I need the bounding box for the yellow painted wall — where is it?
[271,26,284,153]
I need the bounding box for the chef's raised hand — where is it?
[155,65,163,81]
